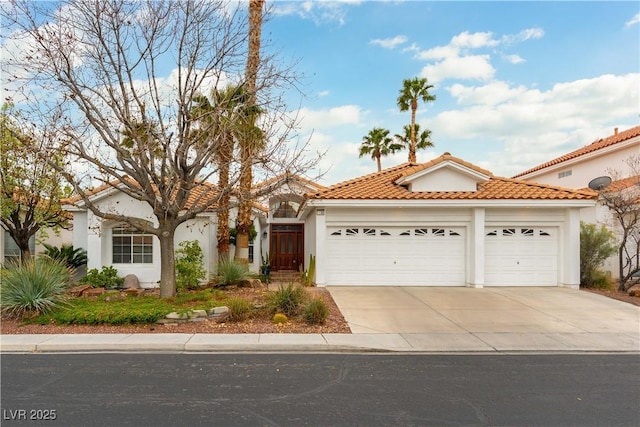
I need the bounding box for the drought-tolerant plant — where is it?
[266,283,307,316]
[175,240,206,292]
[272,312,288,324]
[300,254,316,287]
[303,296,329,325]
[217,259,249,286]
[79,266,124,289]
[0,258,71,318]
[225,296,253,321]
[580,222,617,288]
[43,243,88,269]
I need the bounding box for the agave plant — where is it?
[43,244,87,269]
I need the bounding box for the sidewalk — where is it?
[2,330,639,353]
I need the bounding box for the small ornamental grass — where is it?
[266,283,307,316]
[0,258,71,319]
[302,296,329,325]
[217,259,249,286]
[225,296,253,321]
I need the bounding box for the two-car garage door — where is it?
[325,225,559,286]
[326,226,466,285]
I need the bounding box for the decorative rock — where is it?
[208,306,229,315]
[188,317,206,323]
[68,285,92,297]
[627,286,640,297]
[191,309,208,318]
[123,274,140,289]
[83,287,105,297]
[166,311,189,320]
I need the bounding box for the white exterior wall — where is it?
[308,204,581,287]
[409,168,480,192]
[523,143,639,189]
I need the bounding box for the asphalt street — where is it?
[2,353,638,426]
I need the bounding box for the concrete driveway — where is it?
[327,286,640,351]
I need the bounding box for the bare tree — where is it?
[601,156,640,291]
[2,0,314,297]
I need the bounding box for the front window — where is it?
[112,225,153,264]
[273,200,300,218]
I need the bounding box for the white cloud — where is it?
[504,54,525,64]
[625,13,640,27]
[370,35,408,49]
[317,90,330,97]
[430,73,640,175]
[298,105,363,129]
[271,0,361,25]
[501,27,544,44]
[451,31,499,49]
[421,55,495,83]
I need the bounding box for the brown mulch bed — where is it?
[582,287,640,307]
[0,286,351,335]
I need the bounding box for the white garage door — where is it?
[485,227,558,286]
[326,226,466,285]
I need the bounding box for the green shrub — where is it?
[175,240,206,292]
[590,270,614,290]
[0,258,71,319]
[43,244,87,269]
[580,222,617,288]
[79,266,124,288]
[266,283,307,316]
[217,259,249,286]
[226,296,253,321]
[302,296,328,325]
[34,295,171,325]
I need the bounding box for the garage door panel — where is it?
[326,226,465,286]
[485,227,558,286]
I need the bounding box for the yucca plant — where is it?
[0,258,71,319]
[217,259,249,286]
[43,244,87,269]
[303,296,329,325]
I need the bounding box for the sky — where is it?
[2,1,638,188]
[263,1,640,185]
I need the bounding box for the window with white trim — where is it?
[558,170,572,178]
[112,225,153,264]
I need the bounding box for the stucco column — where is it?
[86,211,103,270]
[469,207,485,287]
[562,207,581,288]
[314,209,327,286]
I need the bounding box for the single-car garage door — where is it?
[485,227,558,286]
[326,226,466,285]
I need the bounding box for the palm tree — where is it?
[192,86,248,262]
[394,124,434,159]
[359,127,402,172]
[235,0,264,264]
[397,77,436,163]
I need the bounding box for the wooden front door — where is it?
[270,224,304,271]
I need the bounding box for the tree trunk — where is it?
[235,0,263,264]
[409,103,417,163]
[376,155,382,172]
[217,160,231,262]
[158,229,177,298]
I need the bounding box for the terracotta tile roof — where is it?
[514,125,640,178]
[602,175,640,193]
[254,172,327,192]
[307,154,597,201]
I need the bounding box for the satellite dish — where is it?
[588,176,612,191]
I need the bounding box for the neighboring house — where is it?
[514,125,640,278]
[299,153,596,288]
[1,224,73,265]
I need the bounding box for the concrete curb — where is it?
[2,332,638,354]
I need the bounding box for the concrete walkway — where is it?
[1,287,638,353]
